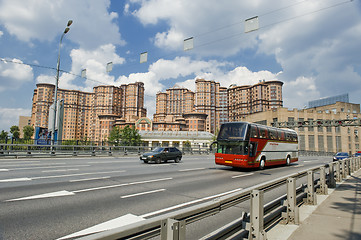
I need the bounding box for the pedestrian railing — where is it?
[0,144,211,158]
[74,157,360,240]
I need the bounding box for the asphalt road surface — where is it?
[0,154,332,240]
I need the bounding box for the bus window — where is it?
[250,125,259,138]
[249,142,257,157]
[269,128,278,140]
[285,132,292,142]
[278,130,285,141]
[291,133,298,142]
[259,126,268,139]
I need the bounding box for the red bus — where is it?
[213,122,298,169]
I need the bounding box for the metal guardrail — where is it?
[74,157,360,240]
[0,144,211,158]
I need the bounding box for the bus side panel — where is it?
[215,153,254,168]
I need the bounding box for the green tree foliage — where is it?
[0,130,8,141]
[108,125,142,146]
[10,125,20,139]
[108,126,122,145]
[23,125,34,140]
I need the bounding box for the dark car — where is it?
[140,147,182,164]
[333,152,349,161]
[354,151,361,157]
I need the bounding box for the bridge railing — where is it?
[0,143,212,157]
[75,157,360,240]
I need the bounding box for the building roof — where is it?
[139,130,214,140]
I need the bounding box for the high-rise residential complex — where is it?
[153,85,195,122]
[153,79,283,134]
[228,80,283,122]
[31,82,146,142]
[195,79,228,133]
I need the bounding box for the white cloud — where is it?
[36,44,126,92]
[130,0,361,106]
[0,59,33,91]
[0,0,125,48]
[117,56,278,118]
[0,107,31,132]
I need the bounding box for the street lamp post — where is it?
[51,20,73,147]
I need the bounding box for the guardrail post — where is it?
[335,161,341,182]
[281,178,299,225]
[160,218,185,240]
[92,147,96,156]
[108,147,112,156]
[304,171,317,205]
[345,159,350,176]
[248,190,267,240]
[27,146,31,156]
[341,160,347,179]
[124,147,128,155]
[317,166,328,195]
[73,146,77,156]
[328,162,336,188]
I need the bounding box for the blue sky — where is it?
[0,0,361,132]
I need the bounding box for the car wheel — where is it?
[143,160,148,163]
[175,156,181,163]
[155,158,161,164]
[259,158,265,170]
[286,156,291,166]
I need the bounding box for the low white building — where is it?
[139,131,214,149]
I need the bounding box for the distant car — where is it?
[140,147,182,164]
[354,151,361,157]
[333,152,349,161]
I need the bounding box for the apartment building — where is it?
[243,102,361,154]
[195,79,228,134]
[31,82,146,142]
[228,80,283,121]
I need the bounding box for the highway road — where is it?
[0,154,332,240]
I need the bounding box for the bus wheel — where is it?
[286,156,291,166]
[259,158,266,170]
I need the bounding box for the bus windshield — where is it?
[217,122,249,141]
[217,141,249,155]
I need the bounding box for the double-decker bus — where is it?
[213,122,298,169]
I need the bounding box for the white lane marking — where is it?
[11,165,91,171]
[0,170,125,182]
[57,214,144,240]
[87,161,123,164]
[0,178,32,182]
[303,161,311,163]
[32,170,126,180]
[69,176,111,182]
[42,169,79,173]
[232,173,254,179]
[179,167,205,172]
[4,178,172,203]
[73,177,172,193]
[6,190,75,202]
[121,189,166,199]
[1,163,66,167]
[141,188,243,218]
[294,164,304,168]
[0,169,9,171]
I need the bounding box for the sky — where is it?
[0,0,361,132]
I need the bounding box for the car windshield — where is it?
[336,152,348,156]
[152,147,164,152]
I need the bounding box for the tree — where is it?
[108,126,122,145]
[120,125,142,146]
[23,125,34,140]
[0,130,8,141]
[109,125,142,146]
[10,125,20,139]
